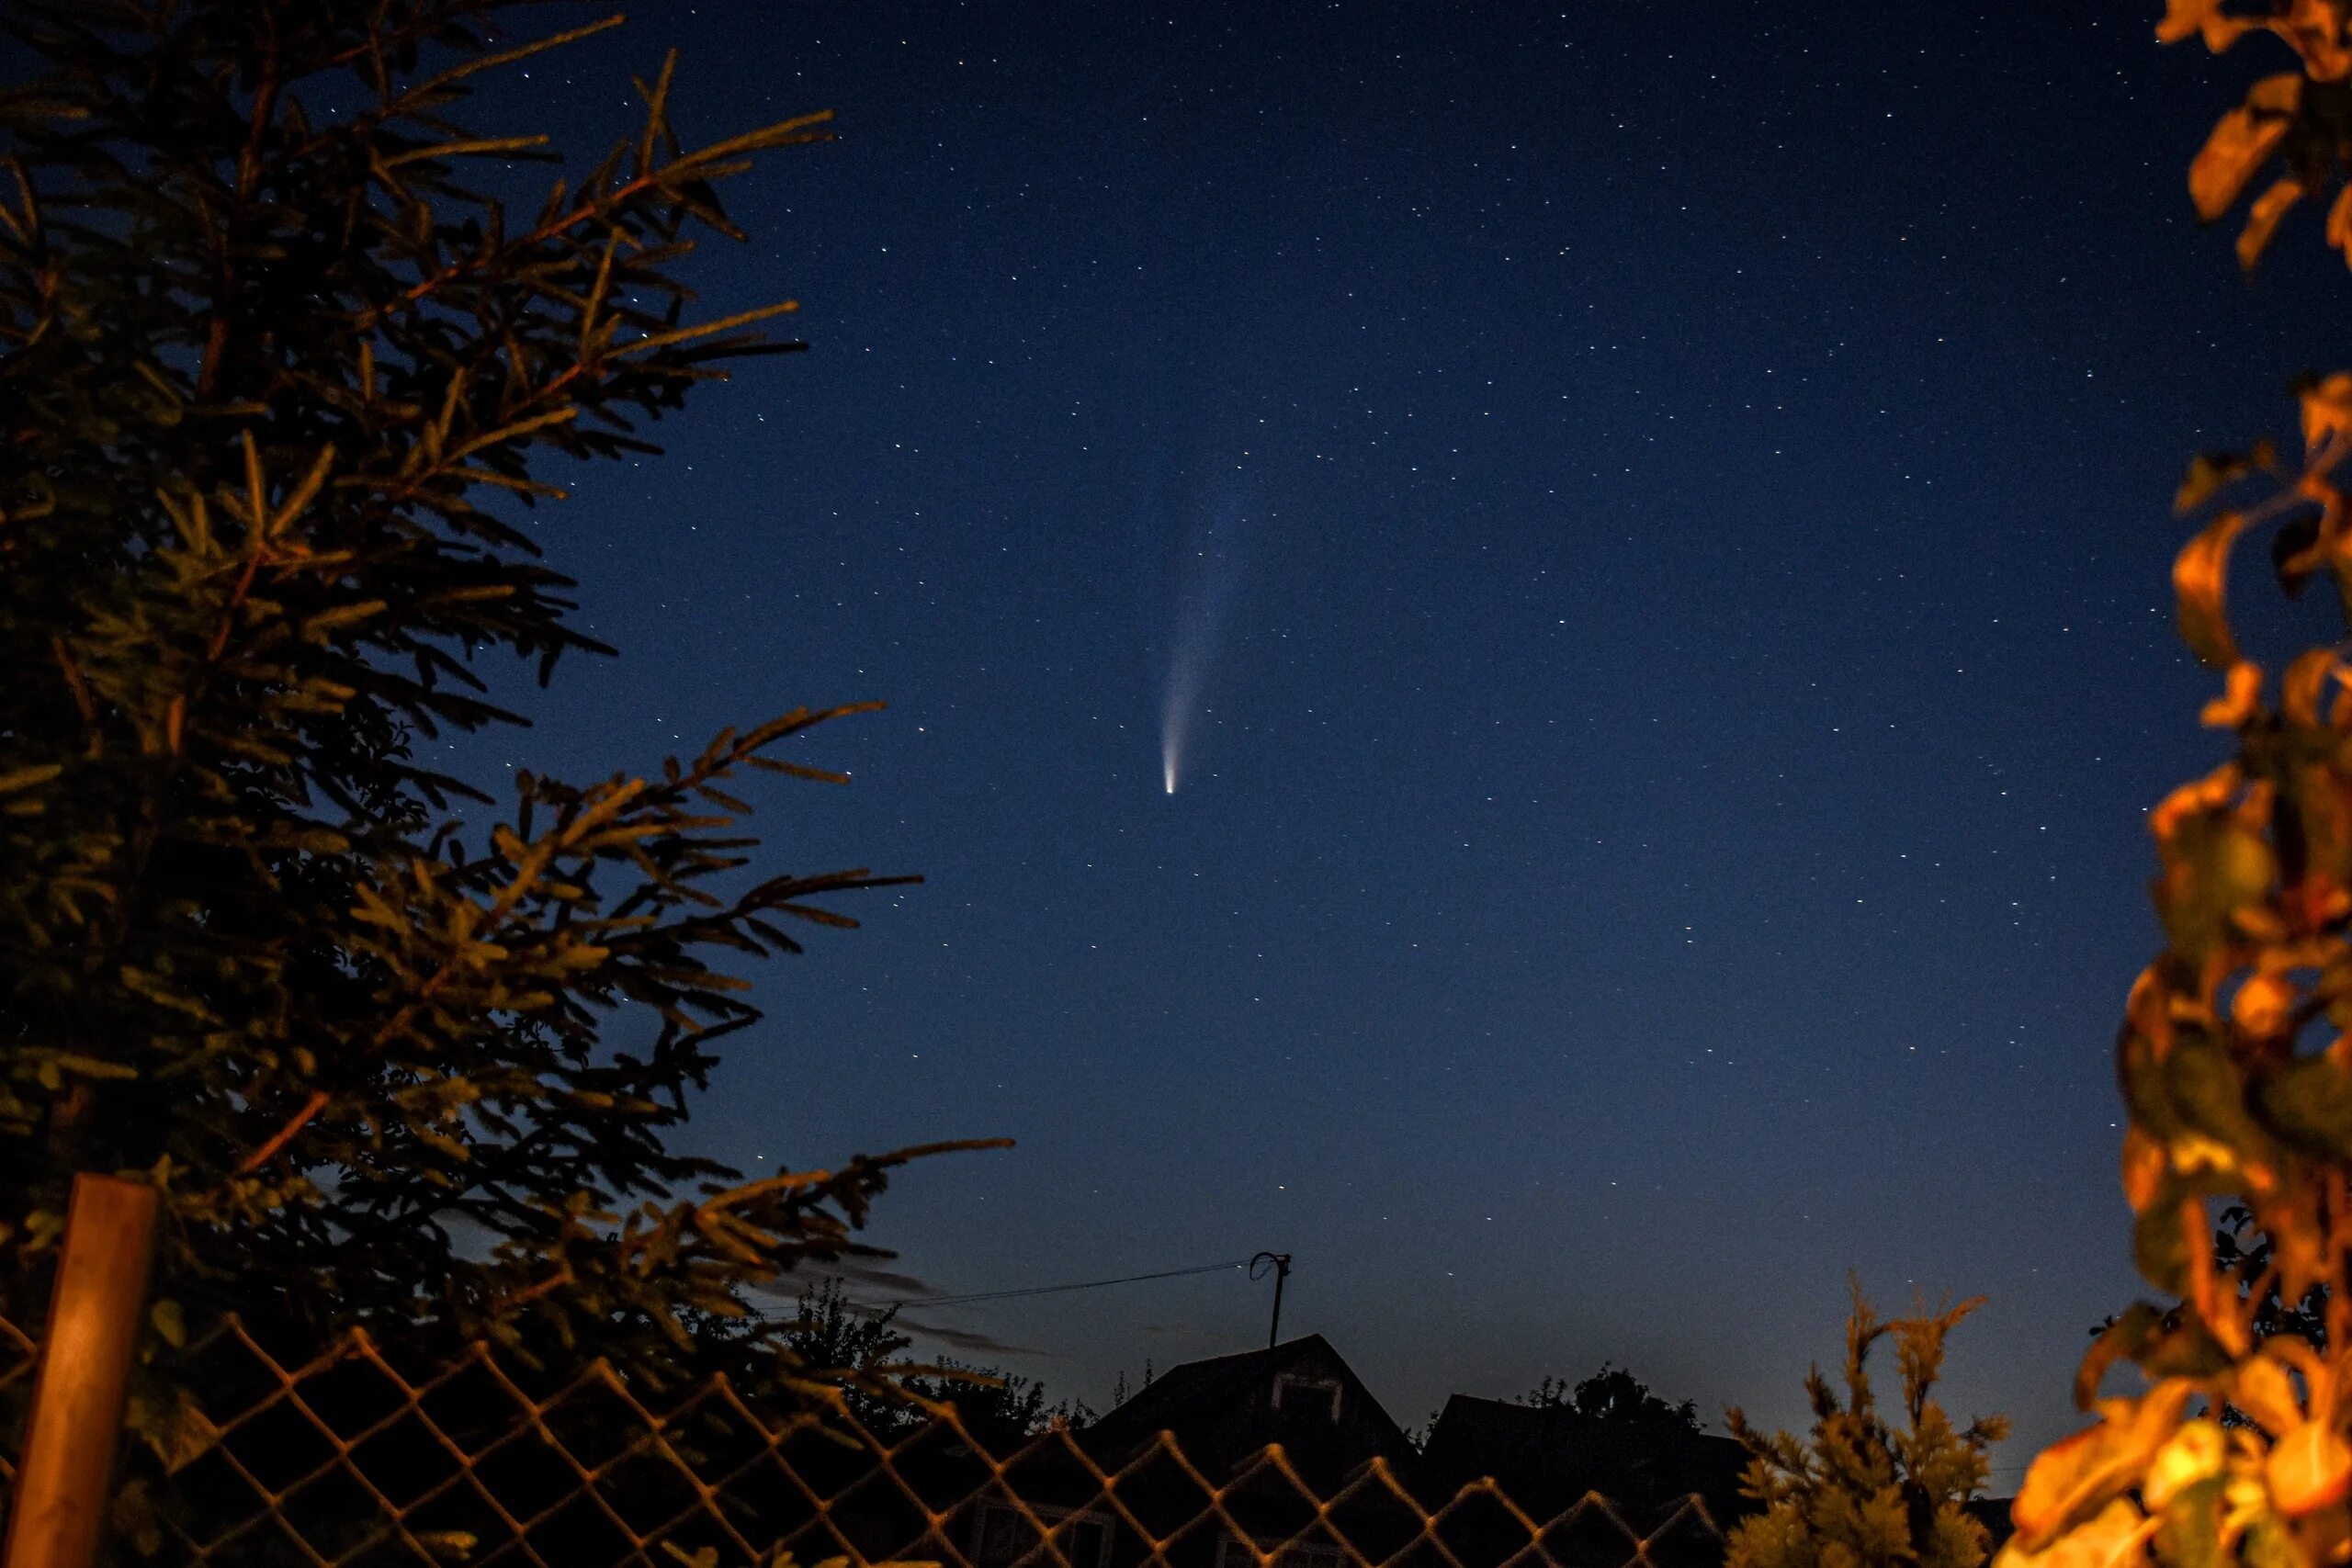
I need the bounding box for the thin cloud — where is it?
[828,1260,943,1299]
[893,1314,1044,1360]
[748,1260,944,1315]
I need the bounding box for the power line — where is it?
[856,1258,1255,1314]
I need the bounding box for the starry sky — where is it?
[442,1,2352,1479]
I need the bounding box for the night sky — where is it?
[438,1,2352,1479]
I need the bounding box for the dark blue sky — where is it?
[444,1,2352,1475]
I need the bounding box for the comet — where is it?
[1159,494,1250,795]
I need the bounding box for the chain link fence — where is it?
[0,1311,1728,1568]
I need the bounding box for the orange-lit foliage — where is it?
[2168,0,2352,268]
[2000,12,2352,1568]
[1725,1285,2007,1568]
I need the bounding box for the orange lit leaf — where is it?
[2302,374,2352,453]
[2234,969,2295,1034]
[2143,1421,2226,1510]
[2134,1189,2209,1293]
[2015,1427,2132,1547]
[2077,1303,2161,1410]
[1995,1500,2151,1568]
[2120,1126,2167,1213]
[2268,1422,2352,1515]
[2192,109,2290,221]
[2176,512,2249,669]
[2250,73,2308,115]
[2159,0,2257,50]
[2203,662,2263,728]
[2176,450,2261,515]
[2240,178,2306,269]
[2155,814,2276,957]
[2279,1,2352,81]
[2255,1053,2352,1159]
[2331,185,2352,264]
[2236,1354,2307,1435]
[2013,1388,2192,1549]
[2284,649,2338,724]
[2153,765,2243,842]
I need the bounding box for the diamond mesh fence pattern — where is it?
[0,1314,1726,1568]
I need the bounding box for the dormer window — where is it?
[1272,1373,1343,1422]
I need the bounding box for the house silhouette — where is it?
[935,1336,1747,1568]
[892,1332,2024,1568]
[1082,1334,1419,1487]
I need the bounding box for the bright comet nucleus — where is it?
[1159,493,1249,798]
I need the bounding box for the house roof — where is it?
[1085,1333,1414,1461]
[1088,1338,1298,1439]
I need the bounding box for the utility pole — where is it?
[1250,1251,1292,1348]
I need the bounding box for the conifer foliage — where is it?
[0,0,963,1378]
[1725,1286,2007,1568]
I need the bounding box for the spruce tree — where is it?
[0,0,972,1385]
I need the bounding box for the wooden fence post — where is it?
[3,1174,160,1568]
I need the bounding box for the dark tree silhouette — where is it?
[0,0,994,1403]
[1518,1363,1702,1434]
